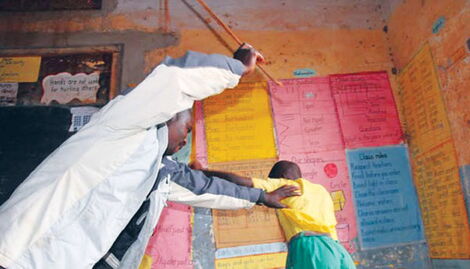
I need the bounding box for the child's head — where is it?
[268,161,302,180]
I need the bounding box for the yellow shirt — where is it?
[252,178,338,241]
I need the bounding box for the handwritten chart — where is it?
[398,44,470,258]
[211,159,285,249]
[0,56,41,83]
[193,101,208,167]
[145,202,193,269]
[269,78,357,252]
[215,252,287,269]
[330,71,403,149]
[203,82,277,163]
[347,145,424,249]
[269,77,344,154]
[280,150,357,252]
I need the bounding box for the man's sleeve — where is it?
[162,158,263,209]
[252,178,292,192]
[102,51,245,131]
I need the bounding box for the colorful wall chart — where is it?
[203,82,277,163]
[269,77,357,252]
[346,145,424,249]
[397,44,470,258]
[0,56,41,83]
[144,202,193,268]
[330,71,403,149]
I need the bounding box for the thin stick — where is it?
[194,0,282,86]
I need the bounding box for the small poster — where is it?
[0,57,41,83]
[42,72,100,105]
[69,106,99,132]
[0,83,18,105]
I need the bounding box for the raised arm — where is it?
[102,47,264,131]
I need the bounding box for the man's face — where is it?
[165,111,193,155]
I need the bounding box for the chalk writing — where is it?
[330,71,403,149]
[41,72,100,105]
[0,83,18,105]
[0,56,41,83]
[398,44,470,258]
[144,202,193,269]
[347,145,424,249]
[203,82,277,163]
[269,77,344,154]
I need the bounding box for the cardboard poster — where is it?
[210,159,285,249]
[330,71,403,149]
[397,44,470,258]
[0,56,41,83]
[347,145,424,249]
[144,202,193,268]
[269,77,344,154]
[41,72,100,104]
[203,82,277,163]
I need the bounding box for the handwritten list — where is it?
[203,82,277,163]
[347,145,424,249]
[330,71,403,149]
[269,77,344,154]
[211,159,285,249]
[269,78,357,252]
[0,56,41,83]
[397,44,470,258]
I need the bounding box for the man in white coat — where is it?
[0,45,295,269]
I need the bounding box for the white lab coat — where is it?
[0,52,244,269]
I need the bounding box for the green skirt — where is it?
[286,233,356,269]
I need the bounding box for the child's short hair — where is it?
[268,161,302,179]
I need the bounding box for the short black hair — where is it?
[268,160,302,179]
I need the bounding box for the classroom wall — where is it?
[386,1,470,268]
[1,1,468,268]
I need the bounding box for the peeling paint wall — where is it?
[386,0,470,268]
[5,0,469,268]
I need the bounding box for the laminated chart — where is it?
[269,77,357,252]
[330,71,403,149]
[397,44,470,258]
[203,82,277,163]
